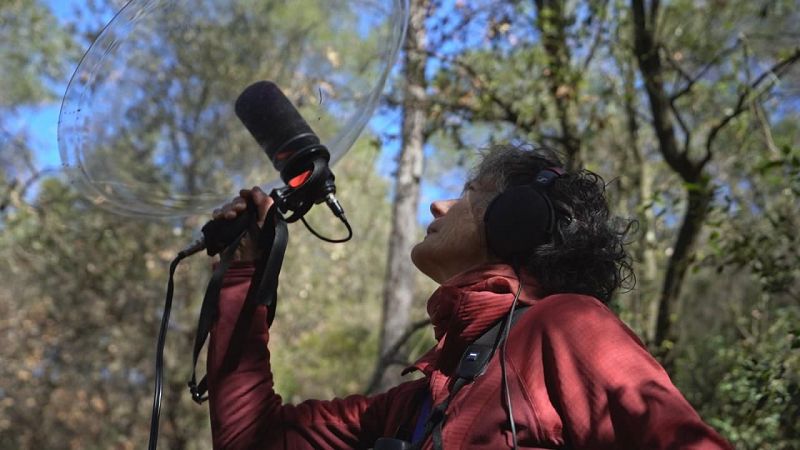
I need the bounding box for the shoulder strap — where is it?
[455,305,530,381]
[413,305,531,450]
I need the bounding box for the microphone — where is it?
[197,81,347,256]
[233,80,345,222]
[234,81,330,186]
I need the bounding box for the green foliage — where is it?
[676,302,799,450]
[0,0,77,107]
[707,308,800,449]
[678,140,800,448]
[0,177,203,449]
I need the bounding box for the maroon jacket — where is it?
[207,263,731,449]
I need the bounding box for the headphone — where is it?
[483,167,565,261]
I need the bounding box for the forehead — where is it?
[464,176,500,193]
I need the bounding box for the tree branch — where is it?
[668,89,692,154]
[366,318,431,393]
[426,49,532,128]
[669,42,740,102]
[704,47,800,166]
[581,0,611,72]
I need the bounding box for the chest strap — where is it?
[412,305,530,450]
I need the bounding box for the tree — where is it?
[369,0,431,394]
[0,0,77,218]
[630,0,800,361]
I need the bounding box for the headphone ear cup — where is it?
[484,185,552,260]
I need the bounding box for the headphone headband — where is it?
[533,167,564,188]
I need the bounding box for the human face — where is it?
[411,180,498,284]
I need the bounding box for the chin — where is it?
[410,241,441,283]
[410,241,426,271]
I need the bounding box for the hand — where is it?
[211,186,274,262]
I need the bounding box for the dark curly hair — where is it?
[471,143,635,303]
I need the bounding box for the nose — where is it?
[430,199,456,218]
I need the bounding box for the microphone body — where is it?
[235,80,342,221]
[234,81,330,185]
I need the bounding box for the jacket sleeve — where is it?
[207,263,423,449]
[532,294,732,450]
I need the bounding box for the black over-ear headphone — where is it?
[483,167,565,261]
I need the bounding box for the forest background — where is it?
[1,0,798,449]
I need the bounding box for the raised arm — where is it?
[205,188,424,449]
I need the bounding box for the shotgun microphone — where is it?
[197,81,349,256]
[234,80,344,222]
[234,81,329,184]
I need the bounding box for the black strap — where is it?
[188,206,289,403]
[187,234,242,403]
[221,208,288,373]
[413,306,530,450]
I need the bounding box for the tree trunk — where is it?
[621,52,658,339]
[534,0,583,169]
[369,0,429,394]
[639,155,660,342]
[653,184,712,349]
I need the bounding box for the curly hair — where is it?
[471,143,635,303]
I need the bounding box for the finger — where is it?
[231,197,247,211]
[213,192,249,221]
[252,186,274,209]
[250,186,274,224]
[223,205,237,220]
[221,200,240,220]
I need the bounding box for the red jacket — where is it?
[208,263,731,449]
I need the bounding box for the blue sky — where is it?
[11,105,60,170]
[15,1,113,172]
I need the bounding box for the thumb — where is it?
[243,186,274,228]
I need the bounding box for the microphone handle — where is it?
[201,202,255,256]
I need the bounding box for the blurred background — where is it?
[1,0,798,448]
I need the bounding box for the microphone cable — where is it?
[147,250,187,450]
[300,215,352,243]
[147,237,231,450]
[298,192,352,244]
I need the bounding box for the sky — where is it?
[17,0,113,172]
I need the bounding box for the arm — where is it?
[532,295,731,449]
[205,189,423,449]
[207,262,425,449]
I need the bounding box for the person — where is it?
[206,144,732,449]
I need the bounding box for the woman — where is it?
[206,144,731,449]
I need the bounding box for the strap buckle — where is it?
[188,380,208,404]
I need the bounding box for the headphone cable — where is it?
[500,270,522,450]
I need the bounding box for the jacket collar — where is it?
[405,264,542,377]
